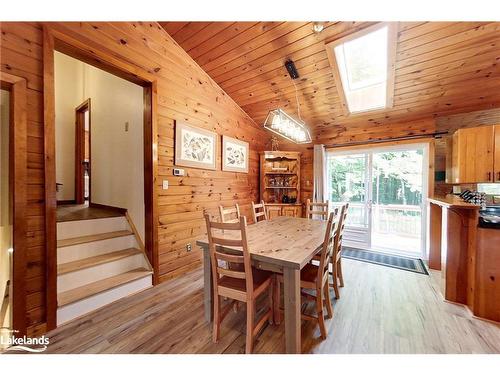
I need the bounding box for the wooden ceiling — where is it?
[160,22,500,141]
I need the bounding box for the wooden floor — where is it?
[42,259,500,354]
[57,204,123,222]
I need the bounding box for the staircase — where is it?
[56,214,153,325]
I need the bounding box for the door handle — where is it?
[487,172,492,181]
[497,171,500,181]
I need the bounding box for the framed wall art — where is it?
[175,121,217,170]
[222,135,249,173]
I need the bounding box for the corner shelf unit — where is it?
[260,151,302,217]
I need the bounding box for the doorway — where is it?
[327,142,429,258]
[45,28,158,329]
[75,99,91,205]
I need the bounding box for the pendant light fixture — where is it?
[263,60,312,144]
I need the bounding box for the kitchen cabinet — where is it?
[451,125,495,183]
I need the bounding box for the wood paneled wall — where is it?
[1,22,46,335]
[1,21,271,335]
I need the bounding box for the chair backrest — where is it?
[251,200,268,223]
[316,210,339,288]
[306,199,329,220]
[334,203,349,261]
[219,204,240,223]
[204,214,254,297]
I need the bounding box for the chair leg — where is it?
[316,288,327,340]
[337,259,344,287]
[273,277,281,325]
[324,281,333,319]
[268,279,274,325]
[213,295,221,343]
[245,300,255,354]
[332,261,340,299]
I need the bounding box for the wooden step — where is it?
[58,267,152,307]
[58,248,142,275]
[57,230,133,248]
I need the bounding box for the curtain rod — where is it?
[306,131,449,150]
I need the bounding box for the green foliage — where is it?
[328,150,423,206]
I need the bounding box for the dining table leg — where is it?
[283,267,301,354]
[202,246,213,323]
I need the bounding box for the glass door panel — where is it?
[327,153,370,248]
[371,149,424,255]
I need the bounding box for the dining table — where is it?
[196,215,328,354]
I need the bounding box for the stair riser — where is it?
[57,235,137,264]
[57,216,129,240]
[57,275,152,325]
[58,254,148,293]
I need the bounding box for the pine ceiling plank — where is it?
[180,22,235,52]
[399,22,500,61]
[211,22,373,84]
[202,22,306,73]
[398,22,487,52]
[186,22,258,60]
[173,22,212,45]
[161,21,500,139]
[195,22,283,67]
[159,22,190,36]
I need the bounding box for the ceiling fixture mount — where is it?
[263,59,312,144]
[284,59,299,79]
[312,22,324,34]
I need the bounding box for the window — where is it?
[326,23,397,114]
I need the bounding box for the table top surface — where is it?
[196,216,328,269]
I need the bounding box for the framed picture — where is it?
[175,121,217,170]
[222,135,249,173]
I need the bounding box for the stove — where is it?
[479,206,500,229]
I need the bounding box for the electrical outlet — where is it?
[162,180,169,190]
[186,243,192,252]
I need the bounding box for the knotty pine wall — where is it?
[1,22,271,335]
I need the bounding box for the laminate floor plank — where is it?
[42,259,500,354]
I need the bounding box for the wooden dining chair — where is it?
[306,199,329,220]
[275,212,338,339]
[204,214,274,354]
[329,203,349,299]
[219,204,240,223]
[251,200,268,223]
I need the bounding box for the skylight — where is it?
[326,24,396,114]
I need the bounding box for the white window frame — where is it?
[325,22,398,116]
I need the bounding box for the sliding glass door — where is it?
[327,143,428,258]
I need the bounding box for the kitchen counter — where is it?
[428,196,499,322]
[428,195,481,210]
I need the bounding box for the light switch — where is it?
[162,180,169,190]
